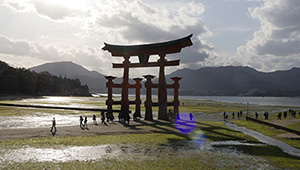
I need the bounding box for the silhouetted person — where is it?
[223,112,226,120]
[51,117,56,134]
[118,112,122,122]
[232,112,235,119]
[240,111,243,117]
[237,112,240,119]
[84,116,88,129]
[101,111,107,125]
[105,112,109,123]
[292,111,296,118]
[255,112,258,119]
[284,112,287,118]
[125,114,130,125]
[133,112,137,121]
[168,109,174,120]
[189,113,193,121]
[110,113,115,122]
[80,116,84,129]
[93,114,97,125]
[277,112,282,120]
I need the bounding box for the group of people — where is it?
[254,111,269,119]
[254,109,299,120]
[79,116,89,130]
[277,109,298,120]
[80,111,115,129]
[223,111,243,120]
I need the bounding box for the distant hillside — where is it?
[167,66,300,96]
[30,62,300,96]
[30,61,107,93]
[0,61,89,96]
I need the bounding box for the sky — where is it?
[0,0,300,78]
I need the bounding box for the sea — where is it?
[179,96,300,107]
[138,95,300,107]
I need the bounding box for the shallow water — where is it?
[21,96,105,108]
[0,142,275,169]
[0,113,81,129]
[226,122,300,157]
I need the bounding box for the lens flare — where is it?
[189,129,206,146]
[175,112,206,146]
[175,112,196,135]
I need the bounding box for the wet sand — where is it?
[0,120,169,141]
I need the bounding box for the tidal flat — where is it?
[0,96,299,169]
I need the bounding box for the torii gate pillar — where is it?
[144,75,155,121]
[158,53,169,120]
[171,77,181,118]
[121,56,130,121]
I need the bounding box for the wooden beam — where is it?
[152,102,174,107]
[113,60,180,68]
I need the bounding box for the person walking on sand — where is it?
[84,116,88,129]
[101,111,107,125]
[80,116,84,128]
[50,117,57,133]
[189,113,193,121]
[277,112,282,120]
[93,114,97,125]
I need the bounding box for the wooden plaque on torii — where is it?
[102,34,193,121]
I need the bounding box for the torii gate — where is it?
[102,34,193,121]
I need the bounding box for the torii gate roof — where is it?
[102,34,193,57]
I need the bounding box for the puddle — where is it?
[226,122,300,157]
[0,142,276,170]
[0,145,120,163]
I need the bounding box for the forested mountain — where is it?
[167,66,300,96]
[0,61,89,96]
[28,61,300,97]
[30,61,107,93]
[30,61,133,93]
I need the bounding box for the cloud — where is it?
[237,0,300,71]
[0,35,38,56]
[90,0,212,70]
[1,0,214,76]
[31,0,79,20]
[3,0,86,21]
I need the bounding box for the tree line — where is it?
[0,61,89,96]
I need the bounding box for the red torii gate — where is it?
[102,34,193,121]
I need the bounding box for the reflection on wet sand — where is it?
[0,142,273,170]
